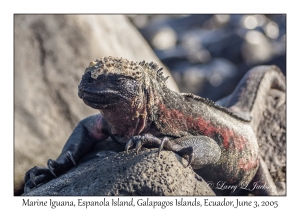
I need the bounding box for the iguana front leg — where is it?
[24,114,110,193]
[126,134,221,169]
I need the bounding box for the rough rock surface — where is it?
[256,89,286,195]
[14,15,178,192]
[24,149,215,196]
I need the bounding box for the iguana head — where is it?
[78,56,168,110]
[78,57,138,110]
[78,56,169,138]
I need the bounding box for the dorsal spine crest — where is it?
[182,93,251,122]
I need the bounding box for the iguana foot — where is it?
[125,134,162,154]
[24,151,77,193]
[174,136,221,169]
[158,136,194,167]
[47,151,77,177]
[24,166,54,193]
[125,134,194,167]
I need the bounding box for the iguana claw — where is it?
[136,140,142,154]
[126,134,161,154]
[125,134,193,168]
[186,152,194,168]
[47,159,57,178]
[66,151,77,167]
[158,137,168,155]
[29,169,37,186]
[24,166,57,193]
[125,139,134,153]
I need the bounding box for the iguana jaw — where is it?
[78,72,137,110]
[78,88,130,109]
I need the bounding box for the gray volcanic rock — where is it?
[14,15,178,192]
[256,89,286,195]
[24,149,215,196]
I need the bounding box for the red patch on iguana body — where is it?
[91,115,109,140]
[158,103,247,150]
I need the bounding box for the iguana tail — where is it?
[219,65,286,133]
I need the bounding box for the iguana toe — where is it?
[186,152,194,168]
[24,180,35,194]
[125,134,194,168]
[126,134,162,154]
[29,169,37,186]
[47,159,58,177]
[158,137,168,155]
[24,166,54,193]
[125,135,144,154]
[125,139,134,153]
[66,151,77,167]
[135,140,142,154]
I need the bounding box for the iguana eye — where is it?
[112,77,126,85]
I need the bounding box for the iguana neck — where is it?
[99,95,148,142]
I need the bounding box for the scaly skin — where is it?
[24,57,286,195]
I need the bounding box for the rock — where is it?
[14,15,179,193]
[24,149,215,196]
[256,89,286,195]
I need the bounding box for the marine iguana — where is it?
[24,56,286,195]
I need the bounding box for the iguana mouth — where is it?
[78,89,129,109]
